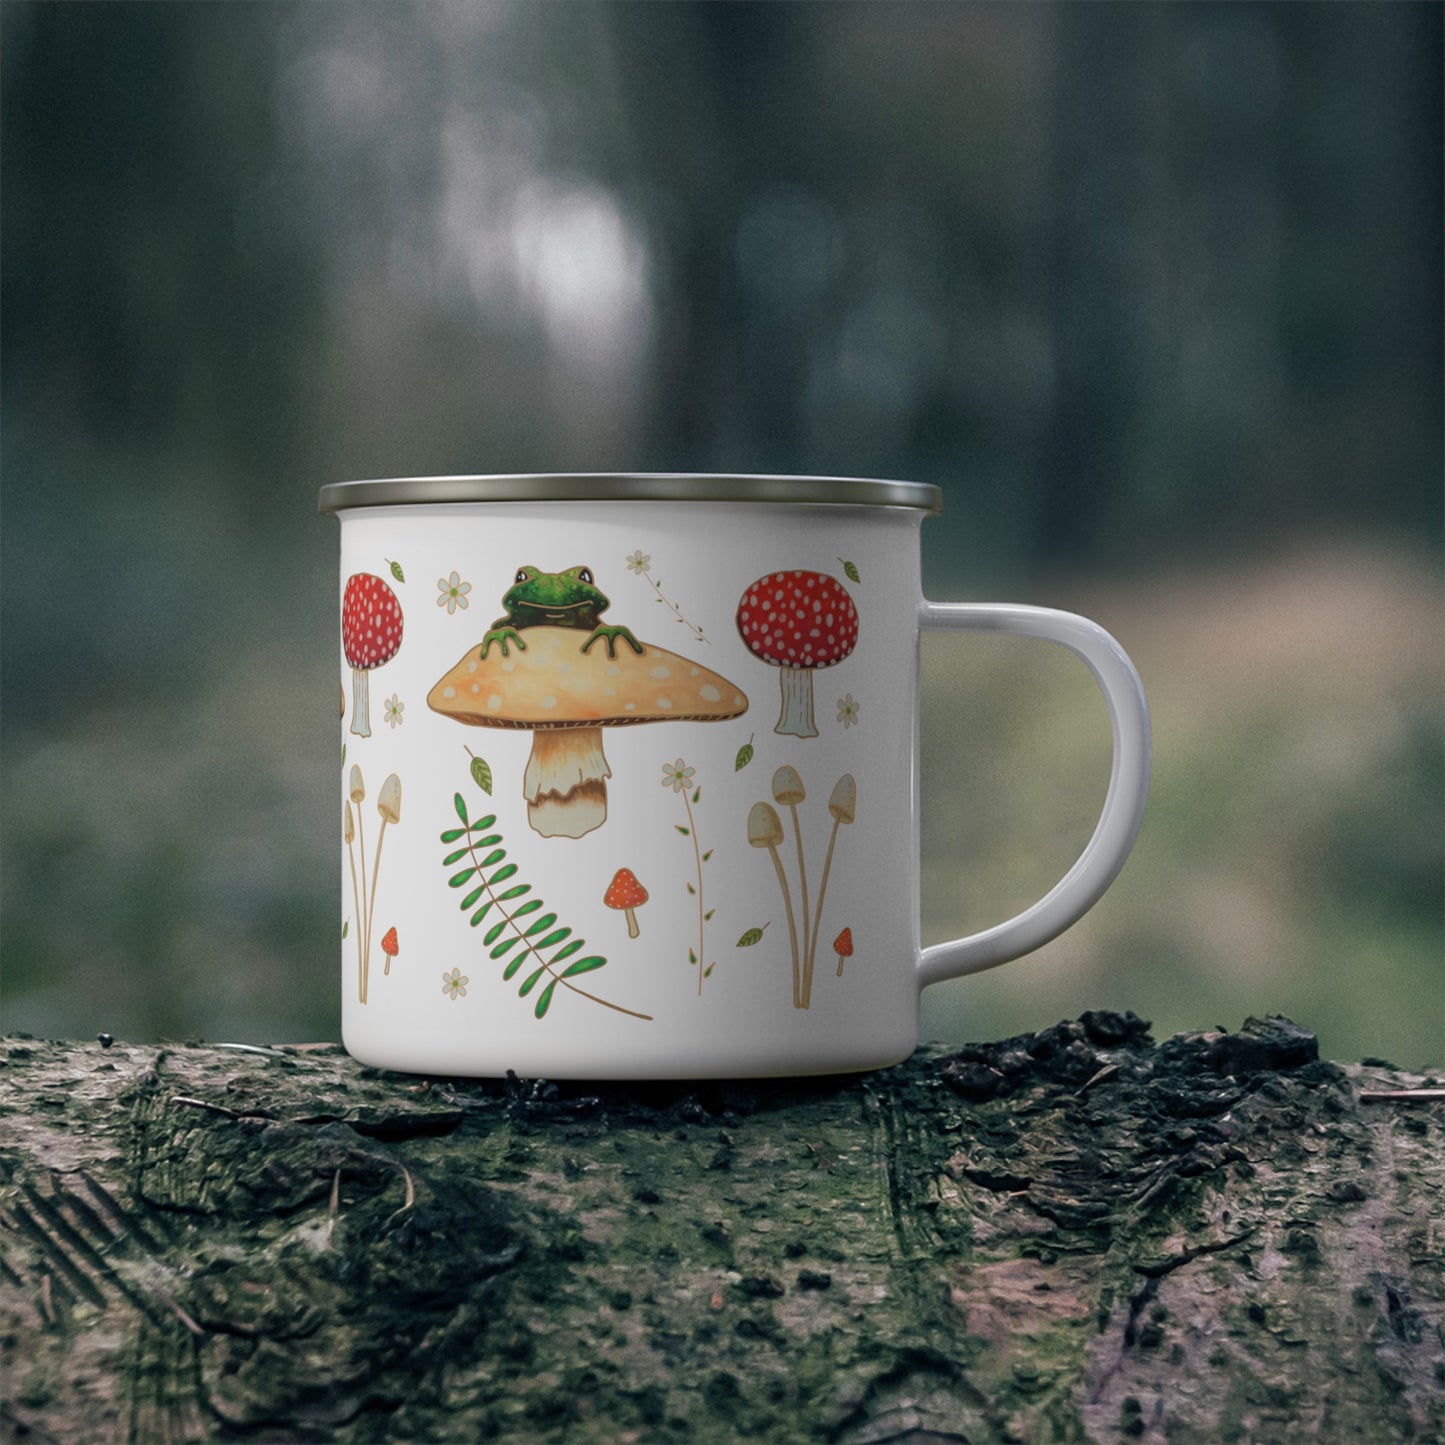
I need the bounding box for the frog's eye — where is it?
[578,568,593,584]
[515,568,532,584]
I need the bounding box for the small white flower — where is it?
[384,694,405,729]
[625,550,652,575]
[436,571,472,614]
[837,693,860,729]
[441,967,469,1000]
[661,757,696,793]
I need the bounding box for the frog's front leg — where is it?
[480,625,526,660]
[580,624,644,658]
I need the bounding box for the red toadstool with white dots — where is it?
[342,573,404,738]
[735,570,859,737]
[603,868,649,938]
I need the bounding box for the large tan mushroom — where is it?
[428,627,748,839]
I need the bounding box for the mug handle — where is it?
[916,601,1152,987]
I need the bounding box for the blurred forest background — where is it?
[2,2,1440,1066]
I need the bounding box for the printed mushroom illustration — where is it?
[343,573,404,738]
[771,766,811,972]
[381,926,399,974]
[805,772,857,998]
[603,868,649,938]
[428,628,747,839]
[833,927,854,976]
[748,801,801,1008]
[735,571,859,737]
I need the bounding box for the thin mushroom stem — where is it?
[806,816,842,998]
[787,804,810,1003]
[366,820,389,979]
[346,820,365,1004]
[355,809,368,1004]
[766,843,801,1009]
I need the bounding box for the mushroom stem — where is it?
[355,809,369,1004]
[349,668,372,738]
[523,727,611,839]
[787,803,811,1005]
[366,820,389,981]
[806,815,842,999]
[837,950,846,976]
[625,907,639,939]
[775,666,818,739]
[346,821,365,1004]
[766,843,802,1009]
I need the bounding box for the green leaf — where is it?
[479,848,506,869]
[533,928,570,951]
[523,912,558,938]
[675,825,690,836]
[489,863,519,887]
[471,834,502,849]
[735,736,755,771]
[453,793,469,824]
[704,909,715,921]
[686,883,696,895]
[702,850,714,862]
[470,901,493,926]
[704,963,715,978]
[840,558,860,584]
[469,815,497,833]
[561,955,605,979]
[470,755,493,794]
[484,919,508,947]
[692,788,701,804]
[460,884,486,910]
[497,882,529,901]
[388,559,406,583]
[440,826,468,844]
[341,920,349,939]
[518,964,547,998]
[688,948,698,964]
[736,924,770,947]
[535,979,558,1019]
[491,936,521,960]
[443,846,471,867]
[550,938,585,965]
[448,867,477,889]
[502,951,530,981]
[512,898,544,920]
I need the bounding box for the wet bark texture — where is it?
[2,1014,1441,1444]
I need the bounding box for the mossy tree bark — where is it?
[2,1015,1441,1444]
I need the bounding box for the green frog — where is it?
[479,565,643,659]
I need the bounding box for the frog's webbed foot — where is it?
[580,625,644,659]
[480,626,526,660]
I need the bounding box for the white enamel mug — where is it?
[319,474,1151,1080]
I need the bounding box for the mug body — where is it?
[326,480,936,1078]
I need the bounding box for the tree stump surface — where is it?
[1,1013,1441,1444]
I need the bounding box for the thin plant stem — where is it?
[356,809,369,1004]
[684,790,705,995]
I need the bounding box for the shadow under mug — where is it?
[319,474,1151,1079]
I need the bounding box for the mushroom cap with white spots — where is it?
[342,573,404,670]
[735,570,858,670]
[427,627,749,730]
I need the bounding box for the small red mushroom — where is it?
[603,868,649,938]
[735,571,859,737]
[381,926,399,974]
[833,926,854,977]
[343,573,404,738]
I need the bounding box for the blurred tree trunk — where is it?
[2,1015,1441,1444]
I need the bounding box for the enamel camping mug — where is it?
[319,474,1151,1080]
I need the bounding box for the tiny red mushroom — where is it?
[381,926,399,975]
[342,573,404,738]
[833,926,854,977]
[736,571,859,737]
[603,868,649,938]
